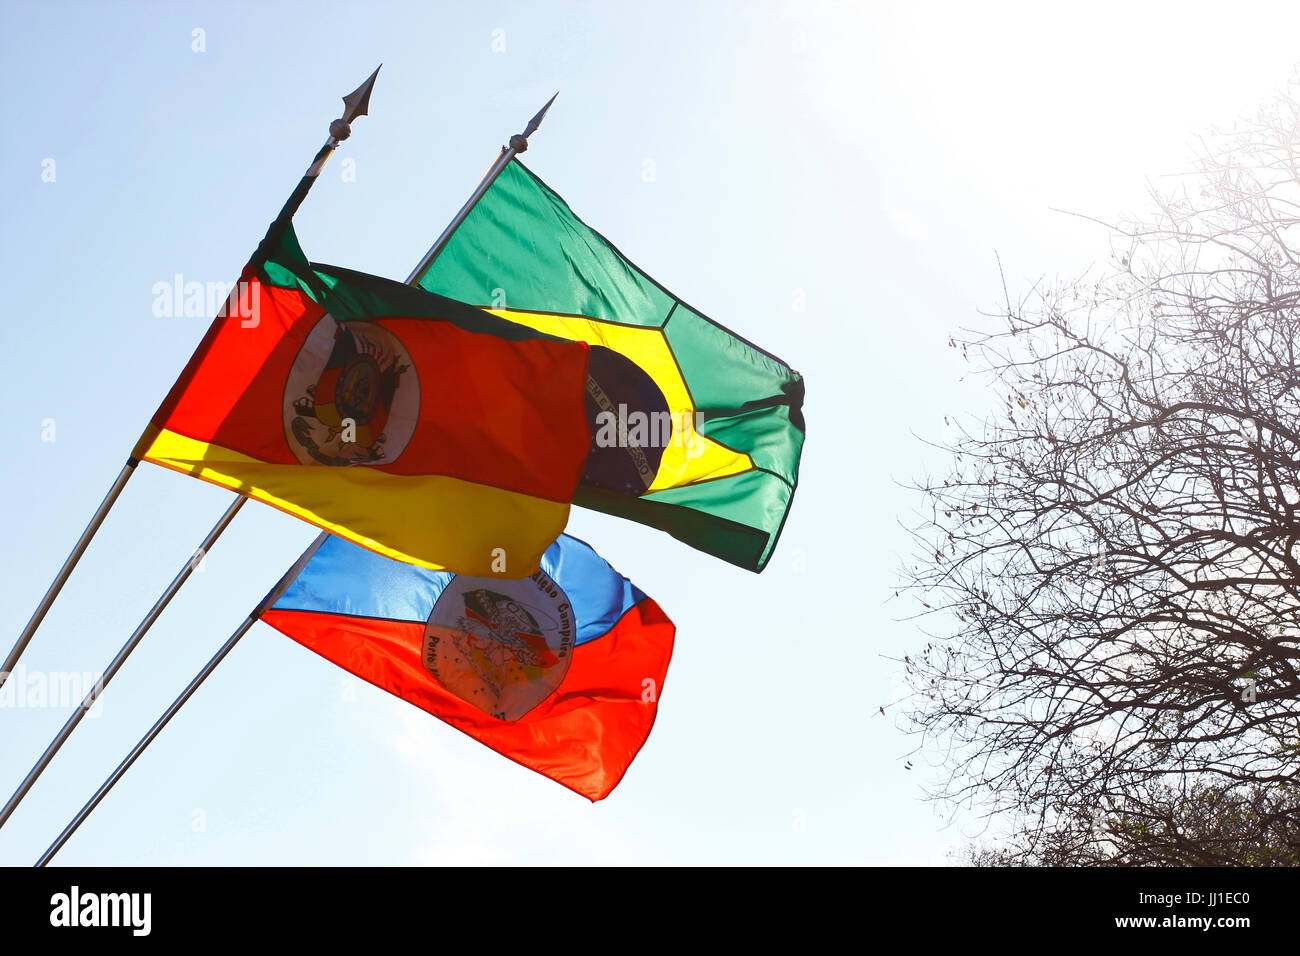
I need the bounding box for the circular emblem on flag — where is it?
[582,345,671,496]
[421,570,576,722]
[283,315,420,466]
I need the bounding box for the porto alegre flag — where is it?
[133,226,592,576]
[417,159,806,572]
[261,533,674,800]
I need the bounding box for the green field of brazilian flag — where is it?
[418,159,805,572]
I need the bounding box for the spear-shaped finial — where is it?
[406,91,561,284]
[509,92,559,153]
[271,65,382,251]
[330,64,382,142]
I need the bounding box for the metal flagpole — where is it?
[0,66,381,698]
[0,497,245,832]
[36,532,329,867]
[1,462,136,693]
[35,94,561,865]
[405,92,558,286]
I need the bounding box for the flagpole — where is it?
[0,496,245,833]
[0,461,136,693]
[35,94,563,865]
[247,65,382,270]
[0,66,381,699]
[406,92,558,285]
[36,533,329,867]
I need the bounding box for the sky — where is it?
[2,0,1300,866]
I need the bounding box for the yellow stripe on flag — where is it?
[137,426,567,576]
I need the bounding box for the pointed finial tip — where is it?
[513,91,559,152]
[340,65,381,125]
[536,91,559,120]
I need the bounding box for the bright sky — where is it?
[2,0,1300,865]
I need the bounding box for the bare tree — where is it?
[901,79,1300,850]
[960,782,1300,867]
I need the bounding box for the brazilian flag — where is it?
[417,160,805,573]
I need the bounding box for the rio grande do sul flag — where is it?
[261,533,675,800]
[416,159,806,573]
[132,225,591,577]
